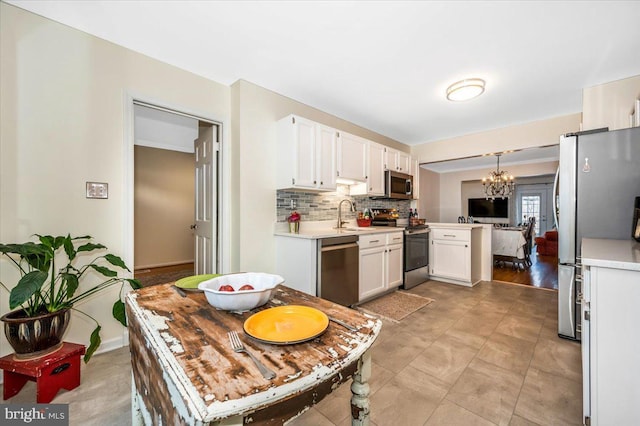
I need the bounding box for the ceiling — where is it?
[7,1,640,145]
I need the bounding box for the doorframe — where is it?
[516,183,554,235]
[123,91,230,277]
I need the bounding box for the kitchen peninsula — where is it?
[426,223,487,286]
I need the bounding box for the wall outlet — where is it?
[86,182,108,199]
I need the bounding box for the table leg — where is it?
[350,350,372,426]
[132,372,145,426]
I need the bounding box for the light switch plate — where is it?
[86,182,108,199]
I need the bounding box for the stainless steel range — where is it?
[371,209,430,289]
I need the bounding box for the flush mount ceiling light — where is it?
[446,78,486,101]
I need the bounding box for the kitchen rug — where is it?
[357,291,434,322]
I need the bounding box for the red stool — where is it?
[0,342,85,403]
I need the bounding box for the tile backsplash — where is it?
[276,186,414,222]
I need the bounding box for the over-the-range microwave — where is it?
[385,170,413,200]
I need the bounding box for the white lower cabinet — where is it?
[275,236,318,296]
[359,232,403,301]
[431,239,469,281]
[581,243,640,426]
[428,226,481,286]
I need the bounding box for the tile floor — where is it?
[1,280,582,426]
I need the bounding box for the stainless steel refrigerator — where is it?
[557,126,640,340]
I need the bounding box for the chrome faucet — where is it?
[337,199,356,228]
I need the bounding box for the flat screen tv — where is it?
[468,197,509,218]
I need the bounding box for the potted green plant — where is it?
[0,234,141,362]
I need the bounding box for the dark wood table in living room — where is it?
[125,283,382,425]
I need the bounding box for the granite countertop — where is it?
[274,224,404,240]
[581,238,640,271]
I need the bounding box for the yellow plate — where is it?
[243,305,329,345]
[175,274,221,291]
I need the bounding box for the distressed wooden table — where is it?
[125,283,382,425]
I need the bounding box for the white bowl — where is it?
[198,272,284,311]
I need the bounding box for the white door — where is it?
[294,116,317,188]
[368,142,386,195]
[315,124,337,190]
[386,244,404,288]
[359,247,386,300]
[337,132,367,181]
[194,126,218,275]
[518,187,553,235]
[430,240,469,281]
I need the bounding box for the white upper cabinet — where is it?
[337,131,367,182]
[276,115,337,191]
[367,141,386,196]
[384,147,411,173]
[398,151,411,174]
[316,124,338,190]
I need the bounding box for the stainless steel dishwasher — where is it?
[317,235,359,307]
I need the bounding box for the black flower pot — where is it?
[1,308,71,359]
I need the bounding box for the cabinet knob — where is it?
[314,180,316,184]
[320,181,323,185]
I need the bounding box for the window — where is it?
[521,195,541,234]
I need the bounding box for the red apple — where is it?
[218,285,234,292]
[239,284,254,291]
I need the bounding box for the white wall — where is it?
[0,3,230,357]
[582,74,640,131]
[417,168,440,222]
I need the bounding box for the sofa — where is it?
[535,229,558,256]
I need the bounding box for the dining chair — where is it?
[523,217,536,266]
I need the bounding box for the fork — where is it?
[228,331,276,380]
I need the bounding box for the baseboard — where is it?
[135,260,194,270]
[95,331,129,355]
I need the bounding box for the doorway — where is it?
[516,182,555,235]
[129,102,220,286]
[492,179,558,289]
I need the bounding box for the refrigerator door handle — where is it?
[558,264,577,339]
[553,167,560,230]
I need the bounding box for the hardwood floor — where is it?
[134,262,194,287]
[492,247,558,290]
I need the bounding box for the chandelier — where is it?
[482,154,515,199]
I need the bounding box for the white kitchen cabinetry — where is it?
[384,147,411,173]
[337,131,367,182]
[429,226,481,286]
[276,115,337,191]
[359,232,404,301]
[275,236,318,296]
[366,141,386,196]
[581,238,640,426]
